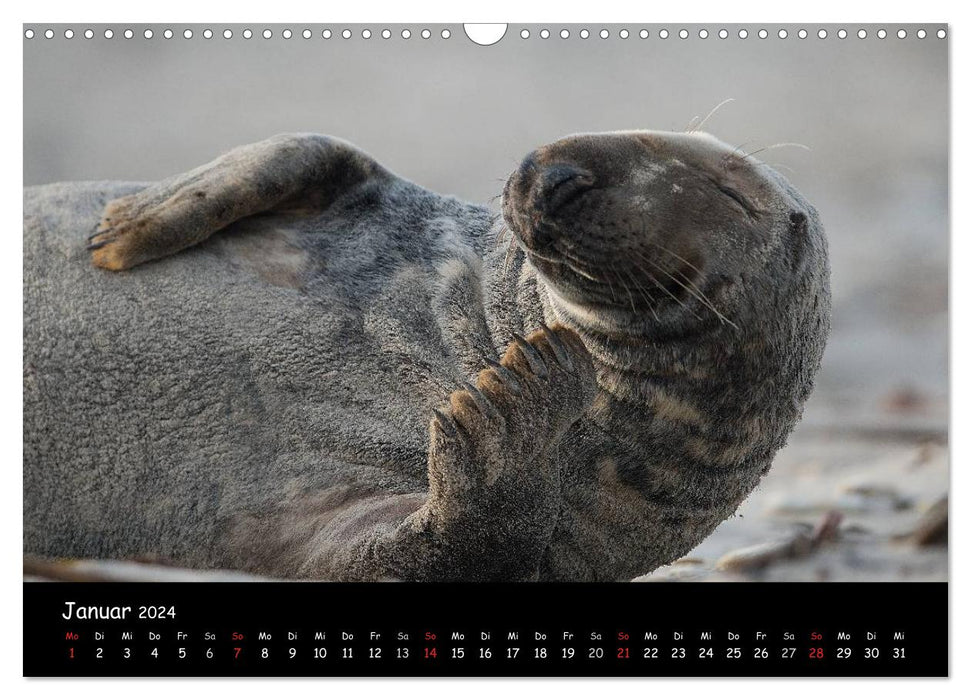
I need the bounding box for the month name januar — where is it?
[62,601,132,620]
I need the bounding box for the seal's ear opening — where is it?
[789,211,808,228]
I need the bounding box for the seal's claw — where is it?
[462,381,499,420]
[511,332,549,378]
[538,322,574,371]
[483,357,523,395]
[86,240,110,251]
[432,408,458,438]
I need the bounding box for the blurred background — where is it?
[24,24,948,581]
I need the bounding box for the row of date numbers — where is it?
[68,645,908,661]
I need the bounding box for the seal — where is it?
[22,131,830,581]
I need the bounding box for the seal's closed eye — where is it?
[717,185,755,214]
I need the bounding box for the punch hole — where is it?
[658,29,668,39]
[580,29,590,39]
[817,29,827,39]
[183,29,193,39]
[263,29,273,39]
[699,29,709,39]
[322,29,332,39]
[798,29,808,39]
[223,29,232,39]
[341,29,351,39]
[203,29,213,39]
[758,29,768,39]
[104,29,114,39]
[361,29,371,39]
[520,29,529,39]
[857,29,867,39]
[282,29,292,39]
[619,29,629,39]
[162,29,172,39]
[738,29,748,39]
[560,29,570,39]
[463,24,506,45]
[837,29,847,39]
[24,29,34,39]
[421,29,431,39]
[64,29,74,39]
[242,29,253,39]
[917,29,927,39]
[600,29,610,39]
[402,29,411,39]
[718,29,728,39]
[778,29,788,39]
[124,29,134,39]
[540,29,550,39]
[877,29,887,39]
[937,29,946,39]
[897,29,906,39]
[640,29,649,39]
[441,29,451,39]
[302,29,311,39]
[144,29,153,39]
[44,29,53,39]
[382,29,391,39]
[678,29,688,39]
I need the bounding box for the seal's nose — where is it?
[502,155,596,253]
[538,164,595,215]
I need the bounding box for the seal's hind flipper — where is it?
[88,134,391,270]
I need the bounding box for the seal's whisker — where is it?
[637,216,724,313]
[644,240,705,278]
[493,224,511,249]
[641,241,737,328]
[602,271,620,308]
[742,142,811,160]
[639,261,705,321]
[670,267,738,329]
[553,244,615,271]
[761,162,797,176]
[623,269,662,322]
[725,140,758,168]
[627,257,702,321]
[631,241,721,321]
[683,115,701,133]
[616,271,639,315]
[634,250,737,328]
[642,240,727,316]
[690,98,735,133]
[561,259,605,283]
[640,256,723,323]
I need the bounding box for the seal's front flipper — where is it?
[88,134,390,270]
[366,324,598,581]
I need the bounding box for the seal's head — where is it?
[501,131,832,580]
[502,130,828,339]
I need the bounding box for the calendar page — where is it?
[22,21,948,677]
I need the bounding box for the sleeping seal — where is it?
[23,131,830,581]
